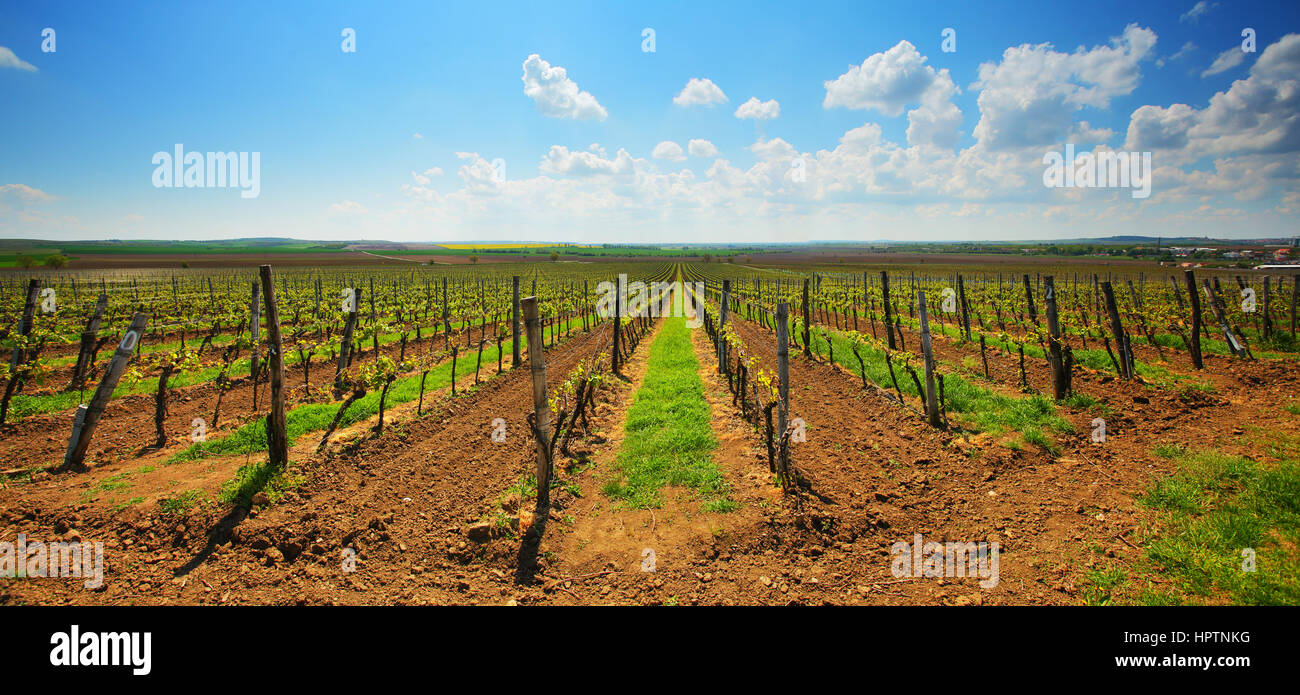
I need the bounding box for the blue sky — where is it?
[1,0,1298,243]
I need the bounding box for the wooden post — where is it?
[775,303,790,481]
[64,313,148,470]
[881,271,895,350]
[1262,276,1273,341]
[333,288,361,397]
[442,278,450,350]
[511,275,522,368]
[612,275,622,373]
[8,279,38,370]
[522,297,552,507]
[259,266,288,469]
[1101,281,1130,378]
[69,293,108,389]
[1184,270,1204,369]
[802,278,812,357]
[916,291,941,427]
[719,279,730,373]
[1043,276,1070,399]
[1203,279,1245,357]
[248,281,261,410]
[1291,274,1298,338]
[957,273,972,341]
[1023,274,1038,325]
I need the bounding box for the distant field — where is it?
[55,242,349,255]
[437,243,595,250]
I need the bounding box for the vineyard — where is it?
[1,259,1297,605]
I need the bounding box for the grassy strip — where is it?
[1132,446,1300,605]
[602,316,735,510]
[167,317,584,463]
[794,319,1073,450]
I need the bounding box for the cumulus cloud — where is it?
[971,24,1156,150]
[734,97,780,120]
[539,145,636,176]
[1201,47,1247,77]
[824,41,942,115]
[0,47,36,72]
[521,54,608,121]
[652,141,686,162]
[673,78,727,106]
[688,139,718,158]
[824,41,963,148]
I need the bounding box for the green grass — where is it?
[1138,447,1300,605]
[218,460,304,506]
[603,316,733,510]
[803,322,1074,449]
[159,489,206,515]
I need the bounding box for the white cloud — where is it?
[0,47,36,72]
[328,200,368,215]
[539,145,636,176]
[734,97,780,120]
[1158,41,1197,68]
[1180,1,1216,23]
[688,139,718,158]
[652,141,686,162]
[824,41,942,115]
[1201,47,1247,77]
[412,133,423,140]
[750,138,798,161]
[410,167,444,185]
[824,41,962,148]
[0,183,54,202]
[673,78,727,107]
[521,54,608,121]
[971,24,1156,150]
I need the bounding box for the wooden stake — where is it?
[64,313,148,470]
[523,296,552,507]
[1044,275,1070,399]
[917,291,941,428]
[775,303,791,485]
[1184,270,1203,369]
[260,266,288,469]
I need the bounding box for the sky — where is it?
[1,0,1298,244]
